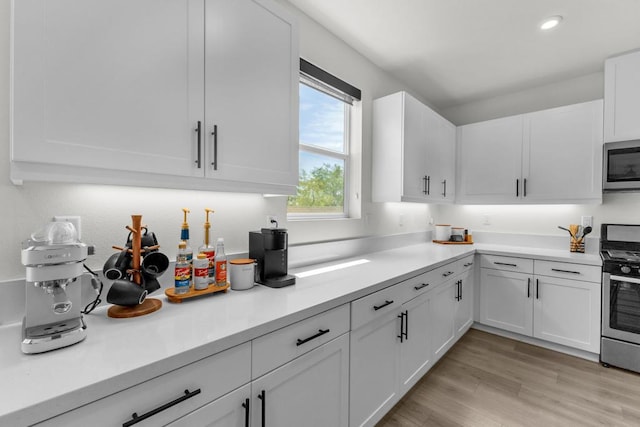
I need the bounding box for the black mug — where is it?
[106,279,148,307]
[141,251,169,277]
[142,272,162,294]
[103,250,131,281]
[127,227,159,250]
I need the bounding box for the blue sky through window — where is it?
[299,83,345,174]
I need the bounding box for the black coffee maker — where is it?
[249,228,296,288]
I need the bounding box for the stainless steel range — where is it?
[601,224,640,372]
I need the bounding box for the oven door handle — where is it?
[610,275,640,284]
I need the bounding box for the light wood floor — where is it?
[378,329,640,427]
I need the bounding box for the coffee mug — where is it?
[107,279,148,307]
[141,251,169,277]
[141,272,162,294]
[127,227,159,250]
[103,250,131,281]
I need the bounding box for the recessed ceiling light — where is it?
[540,15,563,30]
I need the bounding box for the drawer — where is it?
[252,304,350,379]
[351,282,403,330]
[456,255,476,274]
[480,254,533,273]
[399,270,439,301]
[534,260,601,283]
[36,342,251,427]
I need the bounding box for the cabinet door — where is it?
[252,334,349,427]
[605,50,640,142]
[350,309,401,427]
[167,384,250,427]
[455,270,474,337]
[457,115,524,203]
[401,93,430,201]
[430,279,457,362]
[204,0,298,188]
[480,269,533,336]
[425,108,456,202]
[12,0,205,177]
[523,100,603,202]
[399,293,431,394]
[533,276,601,353]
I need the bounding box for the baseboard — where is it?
[471,323,600,362]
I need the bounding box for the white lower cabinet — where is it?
[167,384,251,427]
[35,342,252,427]
[479,255,601,353]
[252,334,350,427]
[350,256,476,427]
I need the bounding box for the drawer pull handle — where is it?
[123,388,201,427]
[414,283,429,291]
[464,262,474,267]
[551,268,580,275]
[373,300,394,310]
[442,271,454,277]
[296,328,330,346]
[494,262,518,267]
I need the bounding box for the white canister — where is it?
[229,258,256,291]
[435,224,452,241]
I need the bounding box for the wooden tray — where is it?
[433,240,474,245]
[165,282,230,303]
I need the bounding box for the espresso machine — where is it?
[249,227,296,288]
[21,222,89,354]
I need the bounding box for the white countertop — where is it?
[0,242,601,426]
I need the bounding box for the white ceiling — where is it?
[287,0,640,110]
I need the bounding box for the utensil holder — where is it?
[570,238,585,253]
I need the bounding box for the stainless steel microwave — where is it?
[604,140,640,191]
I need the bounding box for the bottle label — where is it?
[175,265,191,288]
[204,250,215,278]
[215,260,227,285]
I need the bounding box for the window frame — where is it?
[288,77,352,219]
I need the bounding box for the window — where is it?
[288,60,361,219]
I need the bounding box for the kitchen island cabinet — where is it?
[11,0,298,195]
[457,100,603,204]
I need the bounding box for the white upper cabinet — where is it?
[523,101,603,202]
[604,50,640,142]
[372,91,455,204]
[457,115,524,204]
[457,100,603,204]
[11,0,298,194]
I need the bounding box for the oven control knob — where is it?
[621,265,631,274]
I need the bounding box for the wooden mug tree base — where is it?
[108,298,163,318]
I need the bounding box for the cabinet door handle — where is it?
[397,312,404,343]
[516,179,519,197]
[296,328,330,346]
[373,300,394,311]
[527,278,531,298]
[494,262,517,267]
[464,262,474,267]
[426,176,430,195]
[211,124,218,170]
[551,268,581,275]
[414,283,429,291]
[442,271,454,277]
[195,121,202,168]
[536,278,540,300]
[404,310,408,340]
[423,176,430,195]
[242,398,250,427]
[442,179,447,197]
[258,390,266,427]
[523,178,527,197]
[123,388,201,427]
[459,280,463,301]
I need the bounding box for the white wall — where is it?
[0,0,434,281]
